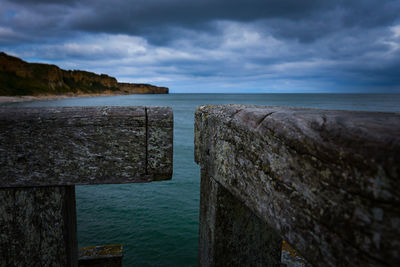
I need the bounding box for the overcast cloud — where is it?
[1,0,399,92]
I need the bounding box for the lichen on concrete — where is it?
[147,107,174,180]
[0,106,173,187]
[195,104,400,266]
[0,105,173,267]
[78,244,123,267]
[78,244,123,259]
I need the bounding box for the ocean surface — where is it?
[3,93,400,266]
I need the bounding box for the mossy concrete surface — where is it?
[78,244,123,267]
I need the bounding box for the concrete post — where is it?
[199,168,282,267]
[0,186,77,267]
[195,104,400,266]
[0,106,173,266]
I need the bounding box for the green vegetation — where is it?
[0,52,168,96]
[0,71,69,95]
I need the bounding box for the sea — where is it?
[3,93,400,266]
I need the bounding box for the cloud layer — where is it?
[1,0,399,92]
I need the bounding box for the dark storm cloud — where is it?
[67,0,400,44]
[1,0,399,92]
[3,0,400,43]
[68,0,325,34]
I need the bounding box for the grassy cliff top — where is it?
[0,52,168,96]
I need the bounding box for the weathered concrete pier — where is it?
[0,106,173,266]
[195,105,400,266]
[2,104,399,266]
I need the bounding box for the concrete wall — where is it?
[195,105,400,266]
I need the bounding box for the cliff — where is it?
[0,52,168,96]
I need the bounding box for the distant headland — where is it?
[0,52,168,98]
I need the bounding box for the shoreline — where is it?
[0,92,150,104]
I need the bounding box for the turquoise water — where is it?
[3,94,400,266]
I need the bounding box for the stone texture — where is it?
[0,106,173,187]
[0,106,173,266]
[199,167,282,267]
[0,186,77,267]
[195,104,400,267]
[147,107,174,180]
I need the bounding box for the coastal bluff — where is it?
[0,52,168,96]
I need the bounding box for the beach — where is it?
[0,92,141,104]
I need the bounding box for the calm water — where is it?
[3,94,400,266]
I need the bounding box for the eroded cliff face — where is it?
[0,52,168,96]
[117,82,169,94]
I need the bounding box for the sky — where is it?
[1,0,400,93]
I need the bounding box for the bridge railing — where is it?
[0,106,173,267]
[195,104,399,266]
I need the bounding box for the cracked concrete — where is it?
[195,104,400,267]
